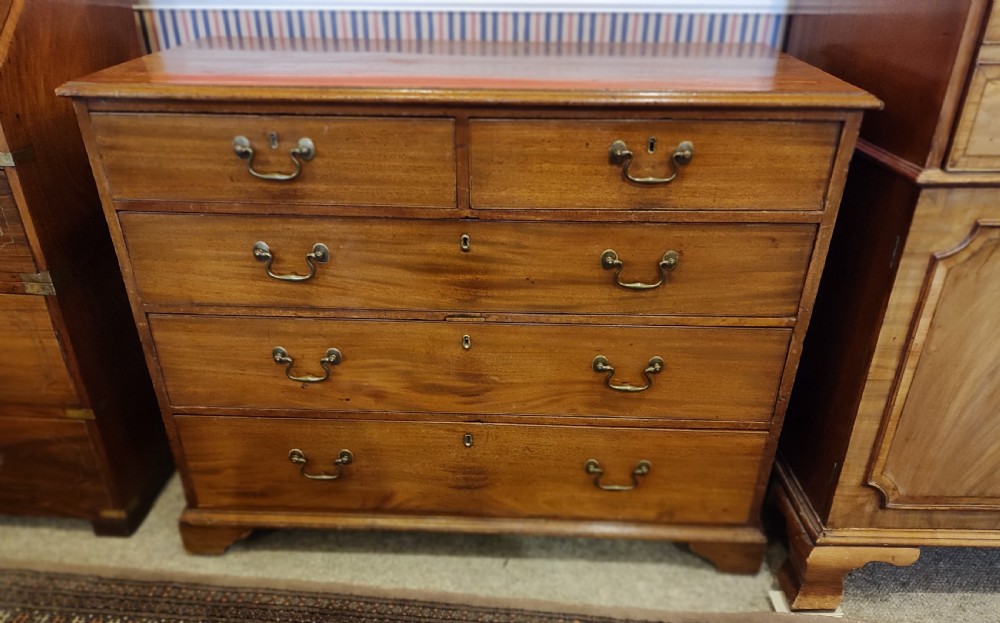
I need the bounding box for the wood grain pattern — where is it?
[787,0,981,169]
[0,170,36,275]
[869,222,1000,509]
[772,474,920,611]
[0,416,109,518]
[91,113,456,207]
[150,315,791,422]
[470,119,839,211]
[948,59,1000,170]
[64,37,870,555]
[0,294,77,406]
[121,212,815,318]
[176,415,766,525]
[0,0,171,533]
[823,186,1000,532]
[58,40,879,110]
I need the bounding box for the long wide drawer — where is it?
[121,212,815,317]
[150,315,790,422]
[176,416,767,524]
[470,119,840,211]
[90,113,457,208]
[0,294,78,406]
[0,416,109,517]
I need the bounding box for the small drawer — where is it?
[176,416,766,525]
[0,170,37,275]
[91,113,457,208]
[0,417,108,517]
[470,119,840,211]
[151,315,790,423]
[948,55,1000,171]
[122,212,815,317]
[0,294,78,406]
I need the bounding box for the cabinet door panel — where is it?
[869,220,1000,509]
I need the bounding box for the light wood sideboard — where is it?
[0,0,172,533]
[776,0,1000,609]
[60,40,876,563]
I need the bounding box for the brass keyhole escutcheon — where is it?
[462,334,472,350]
[460,233,471,252]
[463,433,473,447]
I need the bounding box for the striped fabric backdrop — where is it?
[136,10,787,53]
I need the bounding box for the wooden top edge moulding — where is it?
[57,38,880,109]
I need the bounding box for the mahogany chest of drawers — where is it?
[61,40,876,565]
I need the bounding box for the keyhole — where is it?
[647,137,657,153]
[460,233,471,252]
[462,334,471,350]
[269,132,280,149]
[463,433,473,447]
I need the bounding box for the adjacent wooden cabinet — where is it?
[775,0,1000,609]
[0,0,171,532]
[61,40,875,563]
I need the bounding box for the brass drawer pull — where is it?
[233,134,315,181]
[592,355,664,392]
[272,346,342,383]
[584,458,651,491]
[601,249,679,290]
[608,139,693,185]
[288,448,353,480]
[253,241,329,282]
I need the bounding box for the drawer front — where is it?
[948,55,1000,171]
[0,417,109,517]
[151,315,790,422]
[91,113,457,207]
[470,119,839,211]
[0,170,37,275]
[122,212,815,317]
[177,416,766,524]
[0,294,78,406]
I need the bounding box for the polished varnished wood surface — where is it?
[0,294,77,406]
[121,213,815,317]
[0,171,35,284]
[840,186,1000,526]
[870,221,1000,509]
[92,114,456,207]
[60,40,879,109]
[177,416,766,524]
[151,315,790,422]
[948,58,1000,170]
[787,0,981,169]
[470,119,839,211]
[0,416,110,518]
[64,36,871,561]
[776,2,1000,609]
[0,0,170,532]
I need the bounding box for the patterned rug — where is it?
[0,566,845,623]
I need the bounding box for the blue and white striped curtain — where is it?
[137,10,786,52]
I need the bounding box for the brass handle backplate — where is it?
[288,448,353,480]
[584,458,651,491]
[592,355,664,392]
[253,241,329,282]
[272,346,342,383]
[233,134,315,181]
[601,249,679,290]
[609,139,693,185]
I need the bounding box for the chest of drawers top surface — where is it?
[61,40,877,109]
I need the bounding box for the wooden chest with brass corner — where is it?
[59,39,877,565]
[773,0,1000,610]
[0,0,172,534]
